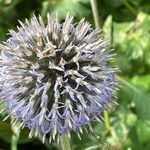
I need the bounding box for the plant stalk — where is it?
[123,0,137,16]
[11,124,20,150]
[60,134,71,150]
[104,111,111,130]
[11,134,19,150]
[90,0,100,28]
[90,0,111,131]
[11,131,19,150]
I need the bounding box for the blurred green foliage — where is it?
[0,0,150,149]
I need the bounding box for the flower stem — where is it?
[111,16,114,46]
[123,0,138,16]
[60,134,71,150]
[104,111,111,130]
[90,0,100,28]
[11,125,20,150]
[90,0,111,131]
[11,134,19,150]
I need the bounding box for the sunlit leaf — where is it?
[119,77,150,120]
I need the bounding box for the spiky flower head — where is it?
[0,14,117,142]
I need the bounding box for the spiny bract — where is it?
[0,13,117,143]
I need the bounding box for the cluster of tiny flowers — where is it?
[0,14,117,142]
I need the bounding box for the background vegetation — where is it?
[0,0,150,149]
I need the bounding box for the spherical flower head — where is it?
[0,13,117,142]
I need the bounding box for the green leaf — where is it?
[119,77,150,120]
[128,126,143,150]
[140,0,150,14]
[0,119,31,144]
[137,120,150,144]
[104,0,123,7]
[41,0,91,21]
[0,122,12,143]
[131,75,150,89]
[113,7,137,22]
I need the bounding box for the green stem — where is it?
[90,0,111,131]
[90,0,100,28]
[104,111,111,130]
[60,134,71,150]
[123,0,138,16]
[111,15,114,46]
[11,125,20,150]
[11,133,19,150]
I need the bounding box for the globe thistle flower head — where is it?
[0,13,117,143]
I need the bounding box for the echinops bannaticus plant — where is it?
[0,13,118,143]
